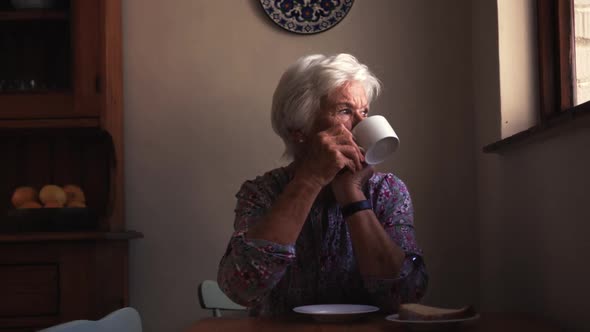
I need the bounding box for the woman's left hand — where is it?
[331,164,374,205]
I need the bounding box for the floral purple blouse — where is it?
[217,166,428,316]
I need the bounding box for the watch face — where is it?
[259,0,355,35]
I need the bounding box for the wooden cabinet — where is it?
[0,234,141,331]
[0,1,140,330]
[0,1,102,122]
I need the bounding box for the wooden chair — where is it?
[198,280,246,317]
[39,307,142,332]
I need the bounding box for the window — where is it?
[538,0,590,119]
[484,0,590,152]
[574,0,590,104]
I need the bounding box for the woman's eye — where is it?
[361,109,369,117]
[338,109,352,115]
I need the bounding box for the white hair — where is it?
[271,54,381,159]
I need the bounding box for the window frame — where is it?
[537,0,574,118]
[483,0,590,153]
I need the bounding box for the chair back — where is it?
[198,280,245,317]
[39,307,142,332]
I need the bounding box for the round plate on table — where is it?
[293,304,379,322]
[385,313,481,331]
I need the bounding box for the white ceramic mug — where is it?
[351,115,399,165]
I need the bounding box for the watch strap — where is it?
[341,199,372,219]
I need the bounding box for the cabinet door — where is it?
[0,0,101,120]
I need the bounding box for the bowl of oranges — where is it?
[3,184,97,232]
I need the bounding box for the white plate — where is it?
[293,304,379,322]
[385,313,480,331]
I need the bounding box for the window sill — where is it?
[482,102,590,153]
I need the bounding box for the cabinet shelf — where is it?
[0,92,101,120]
[0,89,70,94]
[0,230,143,243]
[0,117,99,128]
[0,10,68,21]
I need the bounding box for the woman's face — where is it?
[313,80,369,133]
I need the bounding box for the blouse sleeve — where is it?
[217,177,296,307]
[364,174,429,313]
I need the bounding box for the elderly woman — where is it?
[218,54,428,316]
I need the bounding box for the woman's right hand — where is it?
[296,124,364,188]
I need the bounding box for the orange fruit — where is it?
[11,186,38,208]
[17,201,42,209]
[44,200,64,208]
[66,201,86,208]
[63,184,85,203]
[39,185,67,205]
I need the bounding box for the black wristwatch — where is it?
[341,199,372,219]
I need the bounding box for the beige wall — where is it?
[123,1,477,331]
[474,1,590,331]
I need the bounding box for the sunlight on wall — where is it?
[497,0,539,138]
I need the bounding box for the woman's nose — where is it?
[351,111,365,128]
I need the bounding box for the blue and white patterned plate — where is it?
[259,0,354,34]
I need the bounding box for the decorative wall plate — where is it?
[259,0,354,35]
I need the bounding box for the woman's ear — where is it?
[289,129,305,143]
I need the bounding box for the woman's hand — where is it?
[296,124,364,188]
[331,164,374,205]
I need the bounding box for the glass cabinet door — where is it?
[0,0,100,121]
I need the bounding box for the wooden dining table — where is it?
[184,312,564,332]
